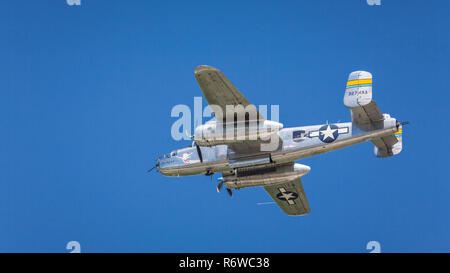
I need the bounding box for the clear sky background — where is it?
[0,0,449,252]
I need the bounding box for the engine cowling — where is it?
[222,163,311,190]
[194,120,283,146]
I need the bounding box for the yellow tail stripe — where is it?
[347,78,372,86]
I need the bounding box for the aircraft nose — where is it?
[155,159,161,170]
[148,159,161,173]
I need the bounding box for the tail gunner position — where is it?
[151,66,406,216]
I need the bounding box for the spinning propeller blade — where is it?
[226,188,233,198]
[196,144,203,164]
[185,128,203,164]
[216,180,223,193]
[215,177,232,197]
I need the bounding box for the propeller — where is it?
[185,124,230,196]
[185,129,204,164]
[196,144,204,164]
[216,177,224,192]
[216,177,233,197]
[226,188,233,198]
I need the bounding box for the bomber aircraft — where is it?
[151,65,405,216]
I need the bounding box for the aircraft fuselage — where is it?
[157,117,398,177]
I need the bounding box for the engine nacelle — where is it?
[223,163,311,189]
[194,120,283,146]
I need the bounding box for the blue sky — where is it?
[0,0,449,252]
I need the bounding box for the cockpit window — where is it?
[171,151,176,156]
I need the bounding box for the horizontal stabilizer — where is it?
[372,125,403,158]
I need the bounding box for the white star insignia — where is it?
[320,125,337,141]
[280,192,295,200]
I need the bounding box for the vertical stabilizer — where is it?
[343,71,373,108]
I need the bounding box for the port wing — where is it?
[264,178,311,216]
[194,65,282,155]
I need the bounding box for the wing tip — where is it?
[286,209,311,216]
[194,65,219,75]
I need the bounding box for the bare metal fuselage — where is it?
[157,118,398,179]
